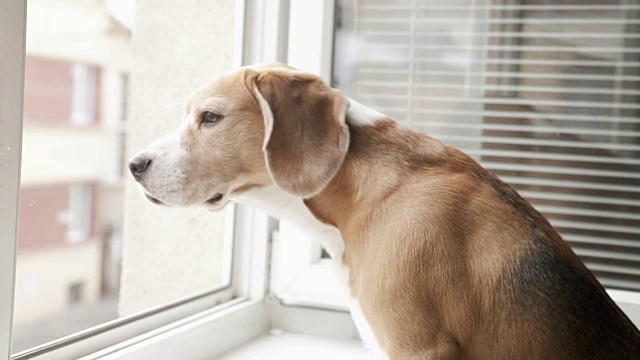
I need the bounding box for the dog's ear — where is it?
[250,68,350,197]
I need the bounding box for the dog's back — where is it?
[457,148,640,359]
[485,237,640,359]
[469,172,640,359]
[308,120,640,359]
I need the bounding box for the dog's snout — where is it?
[129,156,152,180]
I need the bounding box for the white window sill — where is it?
[216,332,368,360]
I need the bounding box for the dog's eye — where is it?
[201,111,222,126]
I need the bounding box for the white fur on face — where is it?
[132,117,226,207]
[132,124,191,205]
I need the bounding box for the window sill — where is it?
[81,299,269,360]
[216,332,368,360]
[607,289,640,327]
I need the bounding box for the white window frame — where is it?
[262,0,362,338]
[0,0,27,358]
[270,0,348,309]
[104,70,128,184]
[0,1,278,359]
[272,0,640,331]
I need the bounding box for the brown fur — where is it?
[305,121,640,359]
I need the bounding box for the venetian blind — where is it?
[333,0,640,291]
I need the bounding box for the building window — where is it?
[71,64,99,126]
[66,184,93,244]
[9,0,235,355]
[68,282,85,306]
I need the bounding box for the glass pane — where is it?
[333,0,640,291]
[12,0,232,353]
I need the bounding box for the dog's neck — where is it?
[304,108,450,244]
[231,185,345,261]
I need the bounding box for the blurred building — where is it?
[13,0,132,328]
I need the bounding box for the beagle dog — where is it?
[130,63,640,359]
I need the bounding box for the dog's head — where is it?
[129,63,350,210]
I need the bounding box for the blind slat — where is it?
[363,94,640,110]
[565,234,640,249]
[356,81,640,96]
[535,204,640,221]
[482,162,640,180]
[519,190,640,208]
[361,18,640,25]
[358,59,640,68]
[573,247,640,262]
[362,5,640,11]
[403,122,640,138]
[363,43,640,54]
[583,263,640,277]
[402,108,640,124]
[500,176,639,194]
[434,135,640,152]
[596,278,640,292]
[466,149,640,166]
[552,220,640,235]
[361,31,640,40]
[358,68,640,82]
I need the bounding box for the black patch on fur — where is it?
[468,167,534,217]
[507,229,640,359]
[463,162,640,358]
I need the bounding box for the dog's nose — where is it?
[129,156,152,180]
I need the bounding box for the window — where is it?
[267,0,355,315]
[332,0,640,293]
[22,57,100,128]
[2,0,637,358]
[3,0,252,358]
[266,0,640,333]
